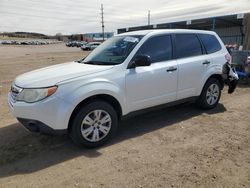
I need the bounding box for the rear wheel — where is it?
[69,100,118,148]
[196,78,221,109]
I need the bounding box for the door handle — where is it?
[166,67,177,72]
[203,60,211,65]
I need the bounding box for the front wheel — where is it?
[69,100,118,148]
[196,78,221,109]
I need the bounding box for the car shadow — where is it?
[0,103,226,178]
[237,83,250,88]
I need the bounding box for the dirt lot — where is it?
[0,44,249,188]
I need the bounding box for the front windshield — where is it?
[82,35,143,65]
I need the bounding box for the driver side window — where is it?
[135,35,173,63]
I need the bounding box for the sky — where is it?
[0,0,250,35]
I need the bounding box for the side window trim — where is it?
[172,34,177,59]
[170,33,176,60]
[196,34,207,55]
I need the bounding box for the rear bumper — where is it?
[17,118,67,135]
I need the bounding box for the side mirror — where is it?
[129,55,152,68]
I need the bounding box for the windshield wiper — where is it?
[83,61,100,65]
[75,57,85,63]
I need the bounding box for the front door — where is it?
[126,34,178,112]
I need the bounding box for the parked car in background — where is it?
[20,41,29,45]
[8,29,232,148]
[66,41,77,47]
[1,41,12,45]
[81,42,101,50]
[65,41,72,47]
[80,43,87,50]
[0,40,58,46]
[76,41,87,47]
[65,41,89,48]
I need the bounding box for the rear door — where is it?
[126,34,178,112]
[198,33,225,67]
[175,33,211,99]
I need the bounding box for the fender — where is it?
[69,81,126,113]
[197,63,223,95]
[55,79,127,129]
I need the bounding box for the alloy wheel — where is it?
[206,84,219,105]
[81,110,112,142]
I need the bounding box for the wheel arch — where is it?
[196,74,223,109]
[198,74,224,96]
[68,94,123,131]
[207,74,224,90]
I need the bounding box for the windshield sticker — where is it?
[123,36,139,43]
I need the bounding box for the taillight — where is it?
[225,54,232,64]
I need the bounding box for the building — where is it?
[68,32,114,42]
[118,12,250,50]
[82,32,114,42]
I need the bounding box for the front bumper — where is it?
[17,118,67,135]
[8,92,74,133]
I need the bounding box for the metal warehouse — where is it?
[118,13,250,50]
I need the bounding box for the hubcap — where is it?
[81,110,112,142]
[206,84,219,105]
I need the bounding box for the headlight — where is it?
[17,86,57,103]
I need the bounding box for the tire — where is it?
[196,78,221,109]
[69,100,118,148]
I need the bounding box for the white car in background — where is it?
[81,42,101,51]
[8,29,229,147]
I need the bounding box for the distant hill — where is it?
[0,32,49,39]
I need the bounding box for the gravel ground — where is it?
[0,44,249,188]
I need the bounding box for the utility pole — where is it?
[148,10,150,26]
[101,4,105,41]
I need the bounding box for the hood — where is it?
[15,62,114,88]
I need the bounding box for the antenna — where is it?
[101,4,105,41]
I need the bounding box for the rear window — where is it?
[175,34,202,59]
[199,34,221,54]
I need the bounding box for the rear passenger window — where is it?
[175,34,202,58]
[199,34,221,54]
[136,35,172,63]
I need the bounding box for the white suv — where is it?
[8,29,229,147]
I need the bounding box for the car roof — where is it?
[118,29,216,36]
